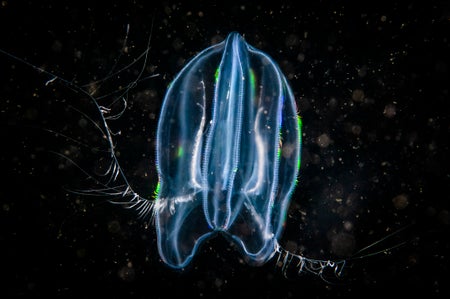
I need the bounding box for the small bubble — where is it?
[284,240,298,253]
[437,210,449,225]
[317,133,332,148]
[330,232,355,257]
[107,220,121,233]
[285,34,300,48]
[215,278,224,288]
[343,221,354,231]
[78,118,88,128]
[351,125,362,136]
[51,40,63,53]
[392,194,409,210]
[2,203,10,212]
[351,89,365,102]
[118,262,135,282]
[383,103,397,118]
[357,65,367,77]
[76,248,86,258]
[297,53,305,62]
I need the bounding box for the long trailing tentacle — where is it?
[274,224,412,280]
[1,19,158,224]
[346,224,413,261]
[59,21,158,223]
[273,241,346,281]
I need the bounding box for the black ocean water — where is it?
[1,1,449,297]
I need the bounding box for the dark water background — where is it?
[1,1,449,297]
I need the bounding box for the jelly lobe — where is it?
[155,32,301,268]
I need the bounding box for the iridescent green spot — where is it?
[214,67,220,83]
[153,181,161,199]
[277,127,282,161]
[297,116,303,171]
[177,146,184,158]
[249,68,257,90]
